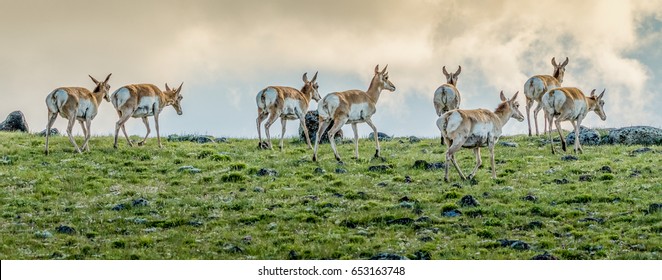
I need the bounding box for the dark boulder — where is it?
[37,128,59,136]
[566,126,601,146]
[368,132,392,141]
[0,111,29,132]
[603,126,662,145]
[298,110,342,143]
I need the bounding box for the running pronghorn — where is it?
[110,83,183,149]
[541,87,606,154]
[524,57,569,136]
[436,91,524,181]
[313,65,396,163]
[433,65,462,117]
[255,72,321,150]
[44,73,112,155]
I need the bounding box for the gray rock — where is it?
[499,141,518,147]
[532,252,558,260]
[561,155,578,161]
[566,126,601,146]
[35,230,53,239]
[256,168,278,176]
[603,126,662,145]
[498,239,530,250]
[37,128,59,136]
[167,134,218,144]
[459,195,479,207]
[0,111,29,132]
[408,136,421,143]
[334,168,347,174]
[298,110,343,144]
[369,253,409,260]
[443,209,462,217]
[368,132,392,141]
[368,164,392,172]
[55,225,76,235]
[132,198,149,207]
[178,166,201,173]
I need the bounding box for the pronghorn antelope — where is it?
[110,83,183,149]
[524,57,569,136]
[256,72,321,150]
[312,64,396,163]
[436,91,524,181]
[541,87,606,154]
[433,65,462,117]
[44,73,112,155]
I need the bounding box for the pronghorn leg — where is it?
[445,137,466,181]
[489,140,497,179]
[65,115,81,153]
[554,118,566,153]
[81,119,92,152]
[45,112,57,155]
[79,120,87,140]
[572,120,583,154]
[279,118,287,150]
[365,118,380,158]
[312,119,331,162]
[256,110,269,148]
[542,111,549,135]
[468,147,482,179]
[328,118,348,163]
[295,110,312,149]
[263,113,279,150]
[351,123,359,159]
[533,101,543,136]
[547,114,556,154]
[525,97,533,137]
[154,114,162,149]
[114,111,133,149]
[138,117,150,146]
[443,137,452,181]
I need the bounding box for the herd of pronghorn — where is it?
[43,57,606,181]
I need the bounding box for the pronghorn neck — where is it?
[493,103,512,127]
[90,86,106,106]
[552,69,563,85]
[585,96,598,111]
[300,84,313,102]
[366,76,383,103]
[160,91,176,109]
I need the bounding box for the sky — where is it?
[1,0,661,139]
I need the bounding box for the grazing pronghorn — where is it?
[312,64,396,163]
[523,57,569,136]
[44,73,112,155]
[110,83,183,149]
[255,72,321,150]
[436,91,524,181]
[541,87,606,154]
[433,65,462,117]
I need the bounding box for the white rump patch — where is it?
[257,87,278,110]
[444,111,463,133]
[318,94,340,120]
[111,87,131,109]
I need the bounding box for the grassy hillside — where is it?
[0,132,660,260]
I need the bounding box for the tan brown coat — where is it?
[523,57,568,136]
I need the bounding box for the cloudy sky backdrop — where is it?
[1,0,661,138]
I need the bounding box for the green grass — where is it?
[0,132,660,260]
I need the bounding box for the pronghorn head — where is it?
[499,90,525,122]
[373,64,396,92]
[442,65,461,86]
[551,57,569,83]
[589,89,607,121]
[302,71,321,102]
[164,82,184,115]
[89,73,112,102]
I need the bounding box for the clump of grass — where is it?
[220,172,246,182]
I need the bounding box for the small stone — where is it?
[411,250,431,260]
[500,141,518,147]
[368,164,392,172]
[413,160,429,169]
[648,203,662,213]
[288,250,300,260]
[314,167,325,174]
[404,175,413,183]
[55,225,76,235]
[223,243,243,253]
[459,195,479,207]
[242,235,252,244]
[332,193,343,198]
[35,230,53,239]
[37,128,59,137]
[369,253,408,260]
[522,195,538,202]
[132,198,149,207]
[302,195,319,201]
[368,132,392,142]
[532,252,558,260]
[561,155,578,161]
[111,204,126,211]
[334,168,347,174]
[399,201,414,208]
[253,187,265,193]
[178,166,201,173]
[631,147,652,154]
[498,239,530,250]
[408,136,421,143]
[452,183,462,189]
[133,218,147,224]
[579,174,593,182]
[554,178,570,184]
[256,168,278,176]
[600,166,612,173]
[443,209,462,217]
[398,196,411,202]
[418,236,433,242]
[377,182,388,187]
[387,218,415,225]
[267,222,277,230]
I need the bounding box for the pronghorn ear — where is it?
[303,72,309,83]
[104,73,112,83]
[598,89,605,99]
[551,57,558,67]
[374,64,380,74]
[177,82,183,94]
[455,65,461,76]
[500,90,506,101]
[165,83,171,92]
[311,71,318,82]
[89,75,100,84]
[511,91,519,101]
[561,57,569,67]
[442,66,449,77]
[590,89,596,97]
[381,64,388,74]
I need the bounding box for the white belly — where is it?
[280,98,301,119]
[347,103,371,123]
[76,99,97,120]
[132,97,159,118]
[463,123,497,147]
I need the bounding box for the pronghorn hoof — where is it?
[312,156,317,162]
[137,141,145,146]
